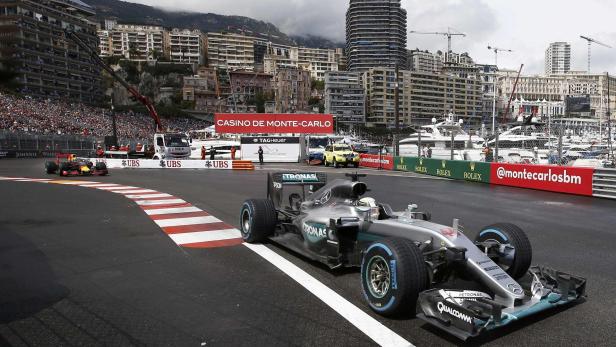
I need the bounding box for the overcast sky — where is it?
[128,0,616,74]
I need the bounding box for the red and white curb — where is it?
[1,176,413,346]
[0,177,243,249]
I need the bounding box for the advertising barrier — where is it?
[359,154,394,170]
[490,163,594,196]
[90,158,237,170]
[394,157,491,183]
[215,113,334,134]
[241,136,300,163]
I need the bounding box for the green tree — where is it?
[311,78,325,91]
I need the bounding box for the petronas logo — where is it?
[470,162,476,171]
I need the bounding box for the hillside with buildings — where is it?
[85,0,340,48]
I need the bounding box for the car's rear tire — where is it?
[324,158,329,167]
[353,163,359,168]
[361,238,429,316]
[475,223,532,280]
[334,160,340,168]
[240,199,277,243]
[95,162,107,170]
[45,161,58,174]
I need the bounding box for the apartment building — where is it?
[298,47,338,81]
[362,68,411,127]
[408,49,443,73]
[108,24,164,61]
[263,43,299,76]
[273,68,311,113]
[346,0,407,72]
[206,32,255,71]
[167,28,205,65]
[545,42,571,75]
[324,71,365,125]
[408,71,483,125]
[182,67,228,113]
[0,0,102,103]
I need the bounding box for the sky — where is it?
[128,0,616,74]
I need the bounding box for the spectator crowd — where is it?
[0,93,210,142]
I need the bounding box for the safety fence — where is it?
[359,154,612,200]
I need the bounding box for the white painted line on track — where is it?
[115,189,158,194]
[79,183,121,188]
[143,206,202,216]
[135,199,186,206]
[97,186,138,190]
[125,193,173,199]
[154,216,219,227]
[243,243,414,347]
[170,229,242,244]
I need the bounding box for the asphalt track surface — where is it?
[1,159,615,346]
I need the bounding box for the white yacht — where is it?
[399,116,484,160]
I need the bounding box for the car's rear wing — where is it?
[267,172,327,208]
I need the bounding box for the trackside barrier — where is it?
[489,163,594,196]
[393,157,491,183]
[393,156,599,198]
[88,158,254,171]
[592,168,616,199]
[359,154,393,170]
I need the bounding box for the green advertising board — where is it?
[394,157,491,183]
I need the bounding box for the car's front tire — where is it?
[475,223,532,280]
[361,238,429,316]
[45,161,58,174]
[240,199,277,243]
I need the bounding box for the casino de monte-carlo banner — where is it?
[215,114,334,134]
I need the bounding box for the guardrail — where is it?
[593,168,616,199]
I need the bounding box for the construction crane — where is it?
[409,28,466,53]
[580,35,612,73]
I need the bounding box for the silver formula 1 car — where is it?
[239,172,586,340]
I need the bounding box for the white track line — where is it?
[97,186,138,191]
[79,183,121,188]
[143,206,202,216]
[125,193,173,199]
[243,243,413,347]
[53,181,99,185]
[115,189,158,194]
[135,199,186,206]
[154,216,219,227]
[170,229,242,245]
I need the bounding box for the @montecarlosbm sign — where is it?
[215,113,334,134]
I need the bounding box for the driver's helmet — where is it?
[358,197,377,207]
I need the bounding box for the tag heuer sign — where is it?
[282,173,319,182]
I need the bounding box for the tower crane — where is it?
[409,28,466,53]
[580,35,612,73]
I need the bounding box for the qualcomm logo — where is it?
[437,302,473,324]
